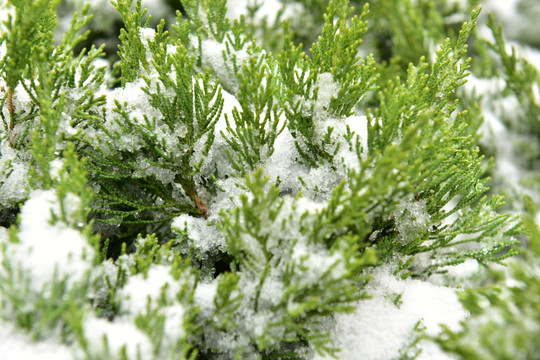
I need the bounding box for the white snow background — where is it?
[0,0,538,359]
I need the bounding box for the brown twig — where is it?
[7,90,14,121]
[188,188,208,218]
[6,89,15,147]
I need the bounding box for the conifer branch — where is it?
[0,1,530,358]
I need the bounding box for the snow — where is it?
[116,264,188,351]
[119,265,180,315]
[332,114,369,170]
[463,75,524,193]
[60,0,174,36]
[262,124,304,189]
[83,316,153,360]
[481,0,540,45]
[291,244,344,283]
[315,73,340,118]
[313,266,467,360]
[0,320,74,360]
[0,0,12,26]
[200,38,250,94]
[172,213,228,254]
[134,155,177,184]
[226,0,303,25]
[0,0,537,359]
[0,140,29,206]
[261,114,368,201]
[193,280,218,315]
[394,199,430,245]
[4,189,94,293]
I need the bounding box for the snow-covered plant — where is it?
[0,140,98,343]
[429,9,540,359]
[0,0,532,359]
[435,255,540,359]
[0,0,100,342]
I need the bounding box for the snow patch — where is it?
[6,189,94,293]
[394,199,431,245]
[314,266,467,360]
[172,214,227,254]
[0,140,29,206]
[226,0,303,25]
[83,316,153,360]
[200,38,250,94]
[0,320,74,360]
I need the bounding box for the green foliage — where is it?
[112,0,150,84]
[1,1,105,150]
[278,0,377,167]
[182,0,229,42]
[301,7,521,276]
[84,15,223,225]
[223,53,284,174]
[133,244,199,358]
[1,0,59,138]
[429,8,540,359]
[28,57,66,190]
[435,257,540,359]
[0,0,529,359]
[369,5,478,154]
[0,145,97,343]
[0,254,90,341]
[0,0,104,348]
[215,169,376,357]
[311,2,376,117]
[369,0,446,68]
[85,236,201,359]
[484,13,540,125]
[470,13,540,173]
